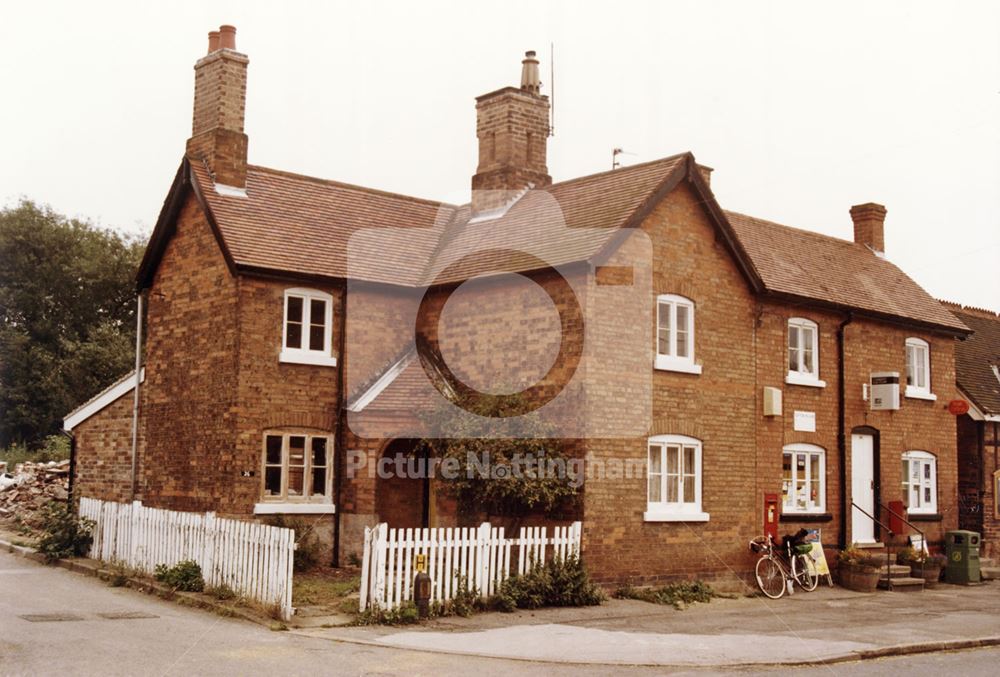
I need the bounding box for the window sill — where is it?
[254,503,337,515]
[904,388,937,402]
[654,357,703,375]
[906,512,942,522]
[279,350,338,367]
[643,509,710,522]
[785,372,826,389]
[780,512,833,523]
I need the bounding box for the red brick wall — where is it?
[754,305,960,550]
[141,196,240,512]
[231,277,342,510]
[843,321,959,546]
[582,183,758,588]
[73,390,142,503]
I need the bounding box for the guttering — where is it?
[837,311,854,550]
[332,279,348,568]
[130,292,145,500]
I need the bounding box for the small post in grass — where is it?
[414,553,431,618]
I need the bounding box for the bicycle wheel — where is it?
[755,556,786,599]
[793,554,820,591]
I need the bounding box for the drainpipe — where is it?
[837,311,854,550]
[332,280,348,567]
[130,292,144,500]
[60,429,75,506]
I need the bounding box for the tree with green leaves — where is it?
[0,200,144,447]
[416,391,580,523]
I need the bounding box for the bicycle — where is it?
[749,533,819,599]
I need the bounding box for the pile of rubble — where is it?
[0,460,70,523]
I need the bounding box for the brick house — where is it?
[946,303,1000,557]
[65,26,970,586]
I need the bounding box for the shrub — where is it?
[838,545,881,570]
[615,580,715,610]
[896,546,926,565]
[208,584,237,601]
[154,560,205,592]
[36,500,93,562]
[354,601,421,626]
[0,435,70,467]
[264,516,323,572]
[490,555,604,612]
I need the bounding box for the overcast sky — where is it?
[2,1,997,309]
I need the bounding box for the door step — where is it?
[879,564,912,577]
[981,566,1000,581]
[878,576,925,592]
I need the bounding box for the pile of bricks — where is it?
[0,460,70,521]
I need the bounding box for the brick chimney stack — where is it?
[186,25,249,189]
[471,51,551,213]
[850,202,887,254]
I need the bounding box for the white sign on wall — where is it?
[793,410,816,432]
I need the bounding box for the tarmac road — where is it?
[2,548,999,676]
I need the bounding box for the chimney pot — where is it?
[850,202,887,254]
[187,25,248,188]
[219,25,237,50]
[520,50,541,94]
[472,51,551,213]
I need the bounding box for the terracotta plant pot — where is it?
[838,564,880,592]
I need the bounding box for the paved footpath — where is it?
[302,581,1000,667]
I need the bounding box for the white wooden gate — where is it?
[79,498,296,620]
[360,521,582,611]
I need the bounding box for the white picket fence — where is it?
[360,521,582,611]
[78,498,296,620]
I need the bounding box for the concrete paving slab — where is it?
[376,623,875,666]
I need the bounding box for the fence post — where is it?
[359,526,372,610]
[373,523,388,608]
[570,521,582,557]
[203,512,217,587]
[476,522,491,598]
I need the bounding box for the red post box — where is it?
[764,493,779,541]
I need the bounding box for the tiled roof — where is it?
[187,154,965,333]
[948,305,1000,416]
[726,211,969,333]
[191,155,687,286]
[192,163,457,285]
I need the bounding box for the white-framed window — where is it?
[781,443,826,514]
[280,288,337,367]
[654,294,702,374]
[905,338,935,400]
[901,451,937,515]
[786,317,825,387]
[259,432,334,507]
[645,434,709,521]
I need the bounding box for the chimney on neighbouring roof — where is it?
[850,202,887,254]
[471,51,551,213]
[186,24,249,189]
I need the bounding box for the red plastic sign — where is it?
[947,399,970,416]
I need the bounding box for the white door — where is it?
[851,434,876,544]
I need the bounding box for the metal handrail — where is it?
[851,501,895,591]
[878,502,926,552]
